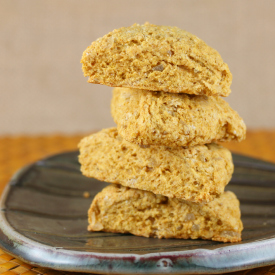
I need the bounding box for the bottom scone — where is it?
[88,184,243,243]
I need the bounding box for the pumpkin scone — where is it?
[88,184,243,243]
[81,23,232,97]
[78,128,233,203]
[111,87,246,147]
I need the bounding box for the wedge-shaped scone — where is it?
[88,184,242,243]
[81,23,232,97]
[79,128,233,203]
[112,87,246,147]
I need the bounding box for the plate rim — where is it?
[1,151,275,274]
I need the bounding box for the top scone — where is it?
[81,23,232,96]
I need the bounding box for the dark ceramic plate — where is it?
[0,152,275,274]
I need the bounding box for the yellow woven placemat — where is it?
[0,131,275,275]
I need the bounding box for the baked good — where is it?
[78,128,233,203]
[111,87,246,147]
[88,184,243,243]
[81,23,232,96]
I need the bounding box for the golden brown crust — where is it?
[111,87,246,147]
[88,184,243,243]
[78,128,234,203]
[81,23,232,96]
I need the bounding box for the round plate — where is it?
[0,151,275,274]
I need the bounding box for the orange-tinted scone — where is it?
[88,184,243,243]
[111,87,246,147]
[78,128,234,203]
[81,23,232,97]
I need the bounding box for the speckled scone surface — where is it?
[88,184,242,243]
[111,87,246,147]
[78,128,233,203]
[81,23,232,96]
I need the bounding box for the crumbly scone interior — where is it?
[81,23,232,96]
[88,184,243,243]
[111,87,246,147]
[78,128,234,203]
[80,22,245,243]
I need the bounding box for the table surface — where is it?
[0,131,275,275]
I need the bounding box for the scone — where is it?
[112,87,246,147]
[81,23,232,97]
[78,128,234,203]
[88,184,243,243]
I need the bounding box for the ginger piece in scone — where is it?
[88,184,243,243]
[78,128,233,204]
[112,87,246,147]
[81,23,232,97]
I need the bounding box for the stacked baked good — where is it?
[79,23,246,242]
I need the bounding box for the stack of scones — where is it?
[78,23,246,242]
